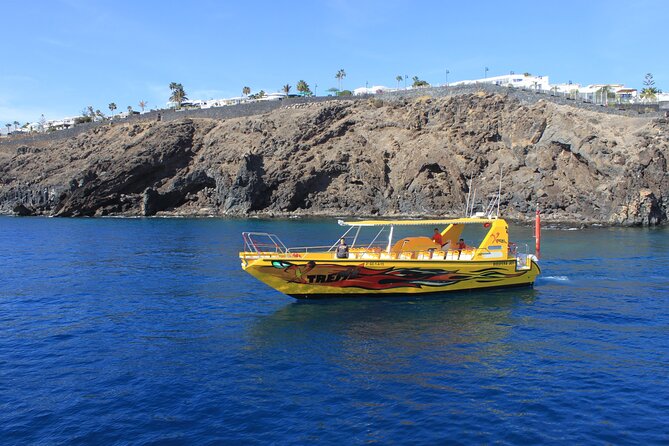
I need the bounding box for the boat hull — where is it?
[242,257,541,299]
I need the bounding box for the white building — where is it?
[180,91,288,108]
[552,83,638,103]
[353,85,393,95]
[22,114,100,133]
[201,97,246,108]
[655,92,669,108]
[451,73,550,90]
[169,99,207,109]
[614,87,638,102]
[170,93,287,109]
[256,92,287,101]
[55,117,76,128]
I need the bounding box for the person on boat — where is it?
[431,228,443,246]
[336,238,349,259]
[456,238,468,259]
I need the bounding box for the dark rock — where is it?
[224,154,268,213]
[143,170,216,216]
[13,203,34,216]
[16,146,42,155]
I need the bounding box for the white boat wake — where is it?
[542,275,570,282]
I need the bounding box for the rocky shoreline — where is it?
[1,91,667,226]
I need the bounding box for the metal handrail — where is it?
[286,245,333,253]
[241,232,527,262]
[242,232,288,254]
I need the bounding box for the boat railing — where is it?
[242,232,288,256]
[286,245,334,253]
[283,243,390,256]
[241,235,529,263]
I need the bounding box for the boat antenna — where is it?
[535,204,541,259]
[464,174,473,217]
[470,188,477,217]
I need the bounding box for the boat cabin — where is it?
[241,217,517,263]
[335,217,511,261]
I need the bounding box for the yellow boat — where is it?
[240,215,541,299]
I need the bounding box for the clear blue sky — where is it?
[1,0,667,125]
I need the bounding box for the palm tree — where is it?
[5,123,11,134]
[13,121,19,131]
[411,76,429,88]
[139,100,147,112]
[396,75,403,90]
[242,86,251,97]
[335,69,346,91]
[296,80,311,96]
[169,82,187,109]
[108,102,117,117]
[127,106,133,114]
[282,84,291,95]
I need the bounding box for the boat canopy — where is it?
[338,217,499,227]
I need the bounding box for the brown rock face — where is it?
[1,93,668,225]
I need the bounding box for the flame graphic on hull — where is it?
[264,261,527,291]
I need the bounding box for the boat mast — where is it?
[535,206,541,259]
[464,175,473,217]
[496,167,502,217]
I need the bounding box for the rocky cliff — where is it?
[1,92,667,225]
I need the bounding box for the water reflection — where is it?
[248,289,537,373]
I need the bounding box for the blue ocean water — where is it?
[0,216,667,445]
